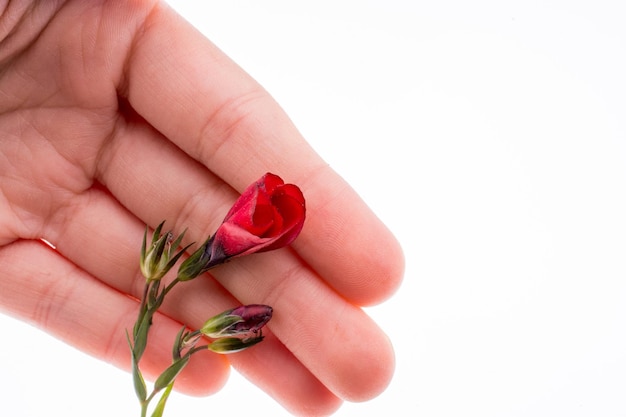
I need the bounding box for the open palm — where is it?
[0,2,403,414]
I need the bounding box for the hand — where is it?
[0,2,403,415]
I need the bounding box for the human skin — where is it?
[0,1,404,415]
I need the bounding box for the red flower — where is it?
[180,173,305,274]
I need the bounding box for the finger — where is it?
[43,185,343,414]
[0,239,229,396]
[121,3,404,306]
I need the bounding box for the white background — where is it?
[1,1,626,416]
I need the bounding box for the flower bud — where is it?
[201,304,273,339]
[139,221,189,282]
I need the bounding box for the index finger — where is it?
[123,3,404,306]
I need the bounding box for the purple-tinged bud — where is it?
[200,305,273,339]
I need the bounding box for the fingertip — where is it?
[331,315,396,402]
[355,224,405,307]
[354,332,396,402]
[296,168,405,307]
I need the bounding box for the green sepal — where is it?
[152,221,165,246]
[207,335,264,354]
[200,313,243,338]
[172,326,187,360]
[176,237,212,281]
[140,226,148,267]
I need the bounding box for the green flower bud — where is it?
[139,221,190,282]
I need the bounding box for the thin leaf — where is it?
[153,356,190,392]
[126,330,147,402]
[133,313,152,360]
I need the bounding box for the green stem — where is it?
[133,276,186,416]
[187,344,209,357]
[138,376,167,416]
[151,382,175,417]
[144,389,159,406]
[133,283,151,340]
